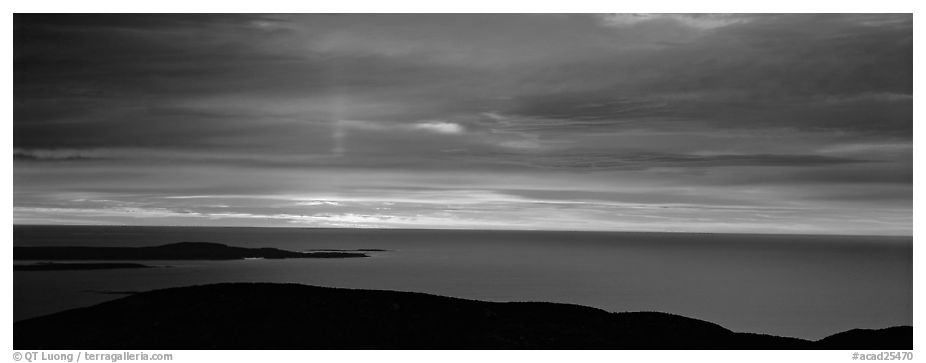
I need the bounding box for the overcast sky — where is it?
[13,14,912,235]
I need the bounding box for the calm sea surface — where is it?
[13,225,912,340]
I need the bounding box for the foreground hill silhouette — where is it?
[14,242,367,260]
[14,283,911,349]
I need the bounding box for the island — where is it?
[14,282,912,349]
[13,242,369,260]
[306,248,389,252]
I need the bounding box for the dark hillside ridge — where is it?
[14,283,911,349]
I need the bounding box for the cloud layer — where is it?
[14,14,912,235]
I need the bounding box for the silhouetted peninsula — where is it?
[307,248,389,252]
[14,242,368,260]
[14,262,155,271]
[14,283,912,349]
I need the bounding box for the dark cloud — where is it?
[454,150,870,171]
[499,14,911,135]
[13,149,104,162]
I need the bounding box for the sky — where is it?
[13,14,912,235]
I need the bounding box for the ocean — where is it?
[12,225,912,340]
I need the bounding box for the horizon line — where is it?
[11,223,913,239]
